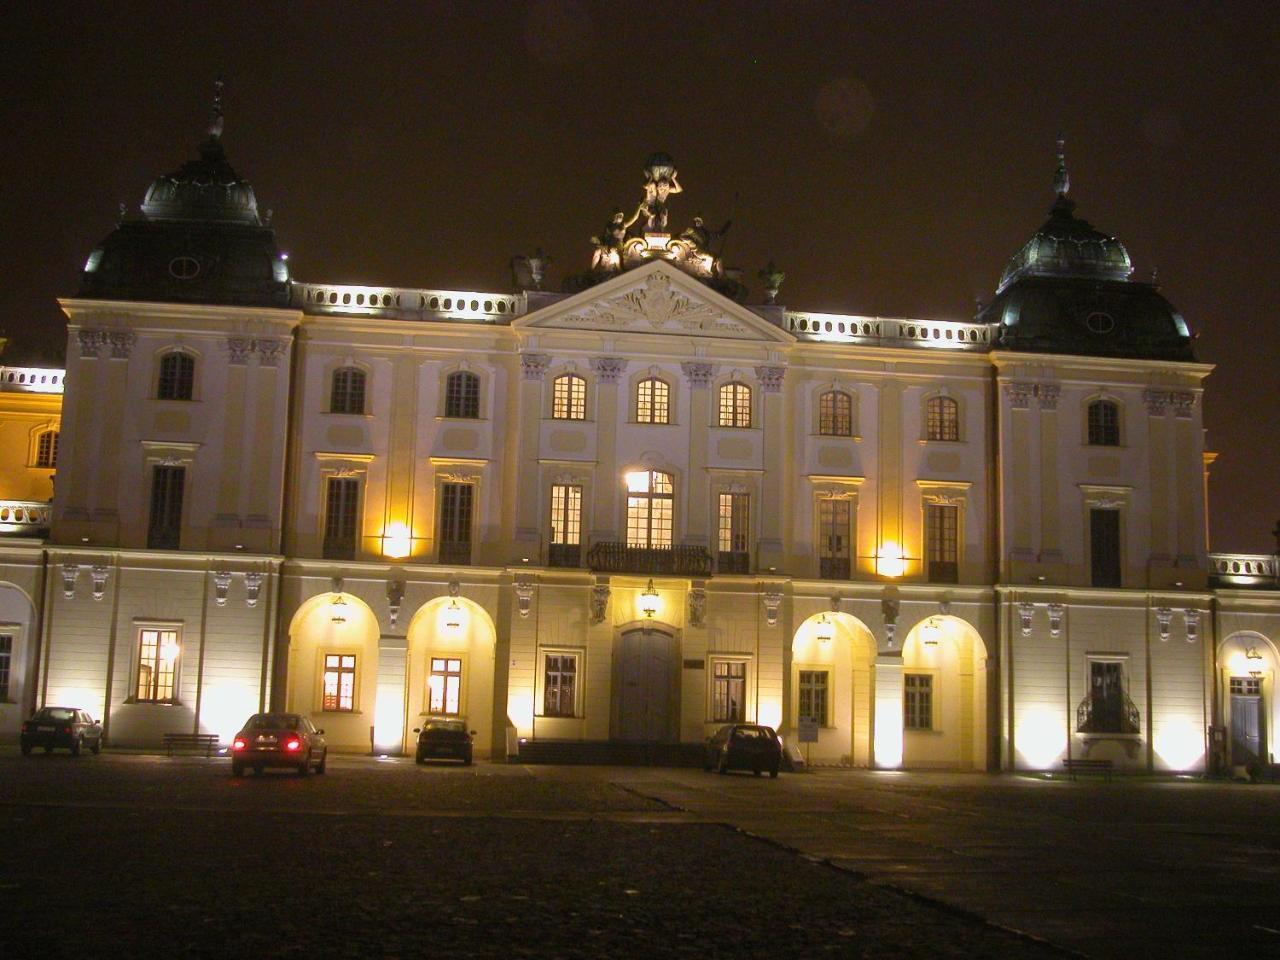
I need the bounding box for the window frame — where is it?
[0,633,12,701]
[540,649,581,719]
[904,672,934,731]
[1080,655,1135,734]
[321,652,358,712]
[925,502,960,584]
[551,374,588,421]
[925,395,959,442]
[716,491,751,574]
[134,623,182,704]
[548,483,583,567]
[329,366,367,415]
[816,497,853,580]
[35,429,58,469]
[635,376,671,425]
[717,381,753,428]
[710,657,748,723]
[437,481,475,565]
[798,669,830,726]
[323,475,362,560]
[156,351,196,402]
[426,655,464,716]
[444,370,481,419]
[625,469,675,549]
[1089,507,1122,587]
[147,464,186,550]
[1086,399,1121,447]
[818,390,853,437]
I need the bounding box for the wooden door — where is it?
[615,629,676,741]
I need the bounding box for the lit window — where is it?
[925,397,958,441]
[819,391,852,436]
[428,657,462,715]
[549,484,582,567]
[904,674,932,731]
[157,352,195,401]
[0,635,12,701]
[625,469,673,548]
[444,371,480,419]
[543,653,578,718]
[136,627,179,703]
[36,430,58,468]
[717,492,750,573]
[330,367,366,414]
[636,378,670,424]
[1087,400,1120,446]
[552,375,587,420]
[712,660,746,722]
[718,382,752,428]
[799,670,828,725]
[322,654,356,711]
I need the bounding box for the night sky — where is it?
[1,2,1275,553]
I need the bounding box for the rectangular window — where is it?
[712,660,746,722]
[322,654,356,712]
[552,376,586,420]
[1230,677,1262,696]
[543,653,577,718]
[798,670,828,725]
[323,477,360,560]
[438,483,474,564]
[549,484,582,567]
[428,657,462,715]
[904,673,933,731]
[636,378,670,424]
[0,635,11,701]
[36,431,58,468]
[136,627,179,703]
[1084,660,1129,733]
[1090,508,1121,587]
[817,499,851,580]
[926,504,959,584]
[717,492,750,573]
[147,465,185,550]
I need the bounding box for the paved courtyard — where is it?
[1,751,1277,958]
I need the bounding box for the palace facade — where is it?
[0,111,1276,776]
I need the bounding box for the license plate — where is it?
[255,735,277,744]
[37,725,54,732]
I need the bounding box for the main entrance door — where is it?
[1230,677,1264,767]
[615,628,677,741]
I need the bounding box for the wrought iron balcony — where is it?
[548,543,581,568]
[717,551,750,575]
[587,542,713,577]
[1076,695,1141,735]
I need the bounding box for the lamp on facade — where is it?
[875,542,906,578]
[159,636,181,664]
[815,613,834,644]
[921,617,942,647]
[330,594,348,625]
[1246,646,1264,679]
[381,522,412,559]
[640,580,659,620]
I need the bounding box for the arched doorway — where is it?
[613,624,678,742]
[406,596,497,760]
[286,590,381,752]
[1217,632,1276,775]
[790,612,877,765]
[900,615,989,771]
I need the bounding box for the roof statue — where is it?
[637,152,682,232]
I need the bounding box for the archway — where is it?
[900,615,989,771]
[1216,632,1277,775]
[286,590,381,752]
[405,596,497,759]
[790,612,877,765]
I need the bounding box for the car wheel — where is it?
[316,750,327,775]
[752,767,761,777]
[70,738,82,757]
[297,758,310,776]
[90,738,102,755]
[231,761,243,777]
[464,755,473,766]
[717,754,729,775]
[769,767,779,779]
[415,751,425,765]
[20,743,31,756]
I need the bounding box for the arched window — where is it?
[157,352,195,401]
[1087,400,1120,446]
[36,430,58,468]
[636,378,670,424]
[625,469,674,548]
[330,367,366,415]
[819,390,853,436]
[925,396,959,441]
[718,382,752,428]
[552,374,587,420]
[444,371,480,419]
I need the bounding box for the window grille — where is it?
[136,628,178,702]
[549,484,582,567]
[428,657,462,715]
[799,670,828,725]
[626,470,674,548]
[0,635,11,701]
[817,499,851,580]
[717,492,750,573]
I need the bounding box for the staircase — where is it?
[512,739,704,767]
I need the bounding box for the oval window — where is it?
[1085,311,1115,334]
[168,256,201,280]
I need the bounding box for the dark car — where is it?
[414,718,474,765]
[704,723,782,777]
[20,707,103,756]
[230,713,327,776]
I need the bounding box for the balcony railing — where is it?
[819,557,851,580]
[439,541,472,565]
[1209,552,1277,587]
[548,543,581,568]
[1076,695,1141,735]
[0,500,52,534]
[717,551,750,575]
[587,542,713,577]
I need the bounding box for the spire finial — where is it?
[207,75,225,140]
[1053,135,1069,197]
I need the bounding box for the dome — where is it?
[996,193,1132,294]
[140,135,261,225]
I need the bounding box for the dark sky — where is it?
[1,1,1276,553]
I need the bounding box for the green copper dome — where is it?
[997,193,1132,294]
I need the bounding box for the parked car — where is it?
[230,713,327,776]
[414,718,475,765]
[704,723,782,777]
[20,707,103,756]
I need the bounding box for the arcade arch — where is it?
[899,615,989,771]
[405,596,497,759]
[789,612,877,766]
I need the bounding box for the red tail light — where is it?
[63,726,73,735]
[284,736,302,752]
[21,722,29,733]
[232,738,248,752]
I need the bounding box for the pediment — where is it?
[516,261,794,343]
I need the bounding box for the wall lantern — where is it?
[1246,646,1264,679]
[815,613,834,644]
[382,522,412,560]
[445,597,463,631]
[640,579,659,620]
[875,543,906,578]
[330,594,349,624]
[921,617,943,647]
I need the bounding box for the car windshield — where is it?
[424,721,465,733]
[35,708,77,722]
[733,727,770,740]
[244,714,300,731]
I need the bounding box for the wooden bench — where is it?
[1063,757,1113,781]
[162,733,221,758]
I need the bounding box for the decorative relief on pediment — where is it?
[559,273,749,337]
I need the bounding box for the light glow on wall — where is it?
[1154,719,1205,771]
[373,696,406,754]
[757,695,783,732]
[874,696,904,768]
[625,470,651,493]
[201,681,260,744]
[1015,708,1068,768]
[875,542,906,578]
[381,522,412,559]
[507,687,535,738]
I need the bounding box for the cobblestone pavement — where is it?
[0,752,1062,959]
